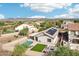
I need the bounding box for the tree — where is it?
[33,23,40,29]
[2,28,7,34]
[38,27,45,32]
[56,20,63,28]
[74,20,79,23]
[0,22,5,26]
[48,46,79,56]
[13,21,24,28]
[40,21,53,28]
[38,21,54,31]
[12,44,28,56]
[19,28,29,36]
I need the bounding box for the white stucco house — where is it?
[29,27,59,46]
[15,24,38,34]
[64,23,79,50]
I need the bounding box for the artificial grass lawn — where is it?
[31,44,46,52]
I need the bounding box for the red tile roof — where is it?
[67,23,79,31]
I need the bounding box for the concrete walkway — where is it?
[25,50,44,56]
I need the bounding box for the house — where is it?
[61,20,74,29]
[63,20,74,25]
[29,27,59,46]
[66,23,79,38]
[15,24,38,34]
[63,23,79,50]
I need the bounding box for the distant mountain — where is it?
[0,18,79,21]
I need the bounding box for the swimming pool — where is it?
[22,40,33,47]
[25,40,33,45]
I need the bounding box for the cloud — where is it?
[17,16,21,18]
[0,14,5,19]
[20,3,30,7]
[20,3,72,13]
[53,4,79,19]
[69,4,79,14]
[69,8,79,15]
[27,15,46,18]
[66,4,79,18]
[54,14,74,18]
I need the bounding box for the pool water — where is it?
[25,41,33,45]
[22,40,33,47]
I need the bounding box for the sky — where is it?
[0,3,79,19]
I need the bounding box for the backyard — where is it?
[12,40,33,56]
[31,44,46,52]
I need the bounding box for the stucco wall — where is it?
[37,36,53,43]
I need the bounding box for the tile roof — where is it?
[67,23,79,31]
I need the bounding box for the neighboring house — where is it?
[61,20,74,29]
[64,23,79,50]
[15,24,38,33]
[29,27,59,46]
[35,22,42,26]
[63,20,74,25]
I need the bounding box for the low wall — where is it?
[70,43,79,50]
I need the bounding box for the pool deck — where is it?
[25,50,44,56]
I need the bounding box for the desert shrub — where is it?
[12,44,28,56]
[48,46,79,56]
[19,28,28,36]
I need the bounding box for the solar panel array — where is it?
[46,28,57,35]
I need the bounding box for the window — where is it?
[36,37,38,41]
[30,36,34,40]
[75,31,79,36]
[70,31,75,35]
[47,39,51,42]
[72,39,79,44]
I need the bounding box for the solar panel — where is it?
[46,28,57,35]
